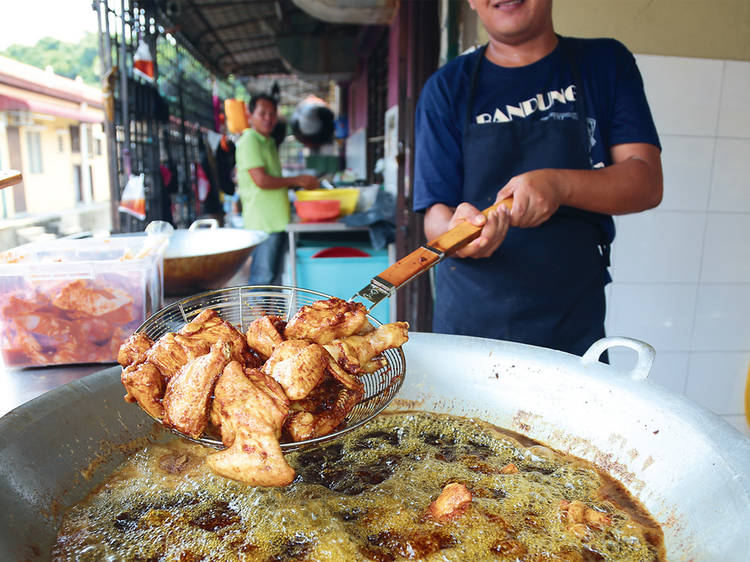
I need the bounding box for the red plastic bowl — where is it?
[294,199,341,222]
[311,246,371,258]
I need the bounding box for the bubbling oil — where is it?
[53,412,665,561]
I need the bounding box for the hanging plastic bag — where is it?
[119,173,147,220]
[133,38,155,83]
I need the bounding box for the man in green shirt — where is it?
[236,94,319,284]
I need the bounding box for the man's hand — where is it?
[295,175,321,190]
[447,202,511,259]
[496,168,565,228]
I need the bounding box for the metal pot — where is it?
[0,334,748,560]
[163,219,268,296]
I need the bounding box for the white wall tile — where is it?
[692,284,750,351]
[700,213,750,283]
[722,415,750,439]
[659,135,714,211]
[717,60,750,138]
[606,283,697,352]
[686,351,749,415]
[708,138,750,212]
[608,347,688,396]
[635,54,723,136]
[612,211,704,283]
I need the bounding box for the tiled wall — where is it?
[605,54,750,437]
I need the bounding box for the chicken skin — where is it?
[324,321,409,374]
[245,315,286,360]
[284,298,369,344]
[163,339,232,439]
[207,361,294,486]
[179,309,259,367]
[121,361,165,420]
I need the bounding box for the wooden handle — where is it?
[377,197,513,288]
[0,170,22,190]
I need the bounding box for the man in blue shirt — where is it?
[413,0,663,355]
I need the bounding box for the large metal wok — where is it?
[1,334,749,560]
[162,219,268,296]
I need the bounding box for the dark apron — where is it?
[434,40,612,357]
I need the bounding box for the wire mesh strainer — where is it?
[133,285,406,451]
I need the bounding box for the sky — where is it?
[0,0,99,50]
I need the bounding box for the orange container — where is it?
[224,99,248,133]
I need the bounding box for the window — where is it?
[69,125,80,153]
[58,134,64,153]
[25,131,43,174]
[95,138,102,156]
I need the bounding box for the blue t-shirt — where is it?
[413,37,660,213]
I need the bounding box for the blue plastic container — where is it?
[295,245,390,324]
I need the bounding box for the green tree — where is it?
[2,32,100,85]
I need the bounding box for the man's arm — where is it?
[495,142,663,228]
[248,167,319,190]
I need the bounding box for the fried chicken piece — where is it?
[146,332,203,380]
[245,315,286,360]
[121,361,165,419]
[324,321,409,374]
[207,362,294,486]
[284,298,369,345]
[262,340,330,400]
[162,339,232,439]
[178,309,261,368]
[117,332,154,366]
[284,373,364,441]
[427,483,472,521]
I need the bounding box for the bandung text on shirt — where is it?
[475,85,576,124]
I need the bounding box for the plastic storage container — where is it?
[295,245,390,324]
[295,188,359,215]
[0,237,163,367]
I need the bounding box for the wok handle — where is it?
[376,197,513,289]
[189,218,219,231]
[581,337,655,381]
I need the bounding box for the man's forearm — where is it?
[554,156,662,215]
[248,168,295,190]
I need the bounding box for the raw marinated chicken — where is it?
[121,362,165,420]
[325,321,409,374]
[245,315,285,359]
[284,373,364,442]
[207,361,294,486]
[163,339,232,439]
[51,279,135,323]
[284,298,369,344]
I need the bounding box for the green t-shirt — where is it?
[235,128,289,233]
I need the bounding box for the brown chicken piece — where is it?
[207,361,294,486]
[179,309,256,366]
[324,321,409,374]
[162,339,232,439]
[245,315,286,360]
[121,361,165,419]
[146,332,204,380]
[262,340,330,400]
[559,500,613,540]
[117,332,154,366]
[284,298,369,345]
[427,483,473,521]
[284,372,364,441]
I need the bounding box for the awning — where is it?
[0,93,103,123]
